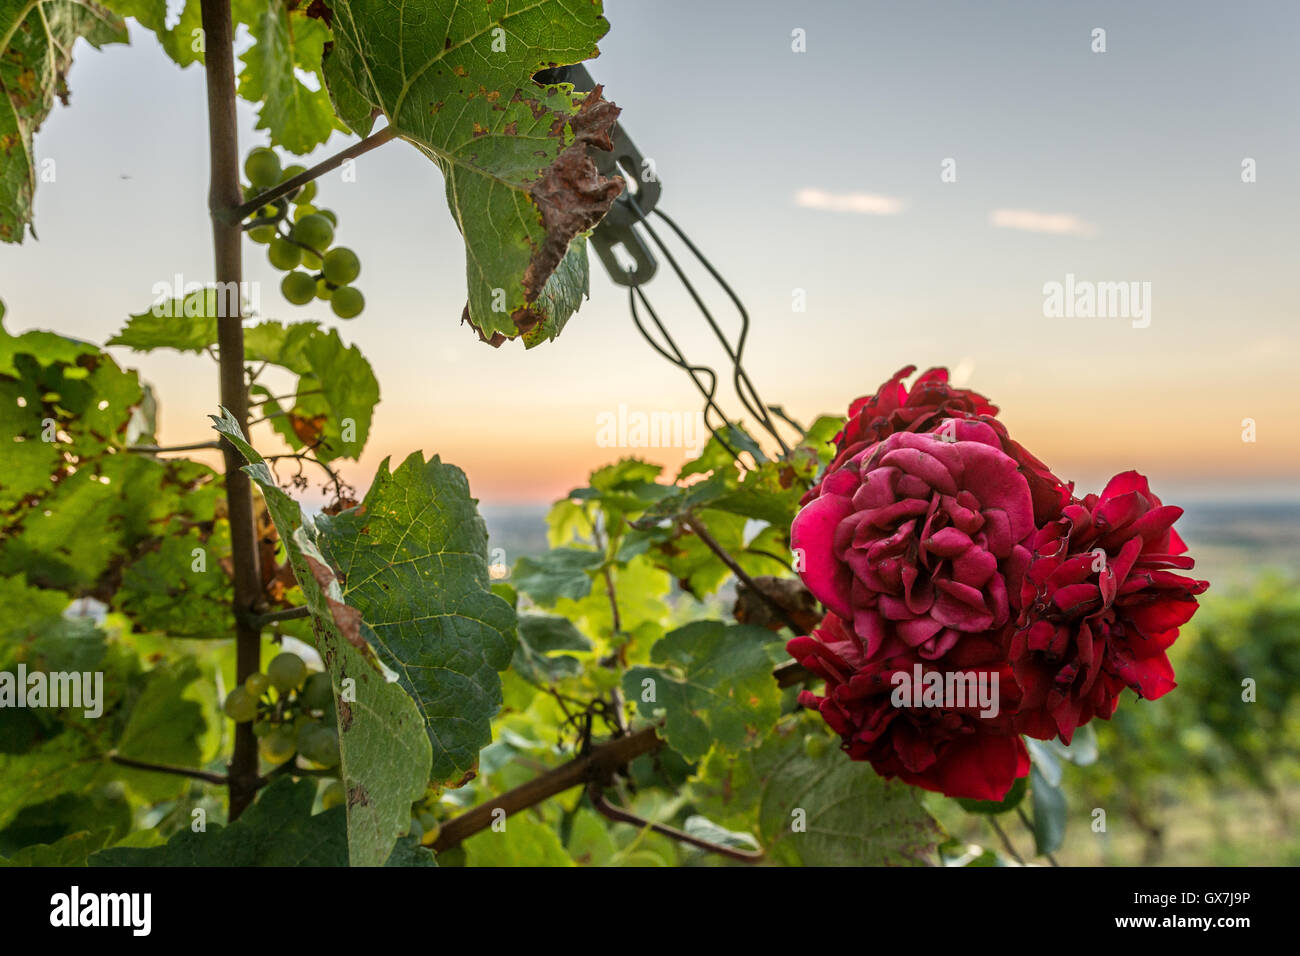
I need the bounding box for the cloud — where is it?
[795,188,905,215]
[989,208,1097,237]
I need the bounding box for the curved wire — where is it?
[627,275,743,464]
[624,196,793,457]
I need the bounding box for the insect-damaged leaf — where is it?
[0,0,127,242]
[212,409,430,867]
[319,0,623,346]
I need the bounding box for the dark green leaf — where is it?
[315,451,516,786]
[623,621,782,759]
[322,0,622,345]
[91,778,348,866]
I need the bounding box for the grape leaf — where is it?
[0,0,127,242]
[623,621,783,760]
[314,451,517,786]
[320,0,623,346]
[511,548,602,606]
[105,290,224,354]
[242,320,379,462]
[512,613,591,685]
[0,827,113,866]
[213,409,431,866]
[238,0,339,154]
[99,0,204,68]
[91,778,350,866]
[463,812,574,867]
[693,720,943,866]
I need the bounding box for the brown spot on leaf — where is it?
[303,0,333,27]
[461,304,507,347]
[347,784,371,808]
[510,86,622,335]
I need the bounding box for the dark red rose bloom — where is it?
[789,368,1207,798]
[1011,472,1209,743]
[789,613,1029,801]
[792,419,1035,663]
[811,366,1071,525]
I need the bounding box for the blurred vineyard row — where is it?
[935,575,1300,865]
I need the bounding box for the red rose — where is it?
[812,366,1070,524]
[792,419,1035,662]
[1011,472,1209,742]
[789,613,1029,801]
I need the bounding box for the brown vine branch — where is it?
[772,658,815,688]
[201,0,262,821]
[108,752,228,786]
[588,786,764,863]
[228,126,398,223]
[683,512,805,633]
[430,726,663,853]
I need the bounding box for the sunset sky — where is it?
[3,0,1296,507]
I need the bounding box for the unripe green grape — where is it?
[295,720,323,751]
[301,672,333,711]
[260,725,296,764]
[330,286,364,319]
[244,147,281,189]
[803,733,829,760]
[222,686,258,723]
[244,672,271,697]
[291,213,334,251]
[420,818,441,846]
[322,247,360,285]
[316,209,338,227]
[297,180,318,206]
[252,720,274,738]
[281,270,317,305]
[280,164,307,200]
[301,250,323,270]
[268,237,302,271]
[315,279,334,301]
[321,780,345,810]
[247,224,277,244]
[300,726,340,768]
[267,651,308,692]
[292,204,318,222]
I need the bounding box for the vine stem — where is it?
[228,126,398,223]
[201,0,262,821]
[430,726,663,853]
[588,787,763,862]
[682,512,805,633]
[107,753,228,786]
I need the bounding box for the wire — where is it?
[624,197,793,458]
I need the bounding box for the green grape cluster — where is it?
[220,651,341,772]
[240,147,366,320]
